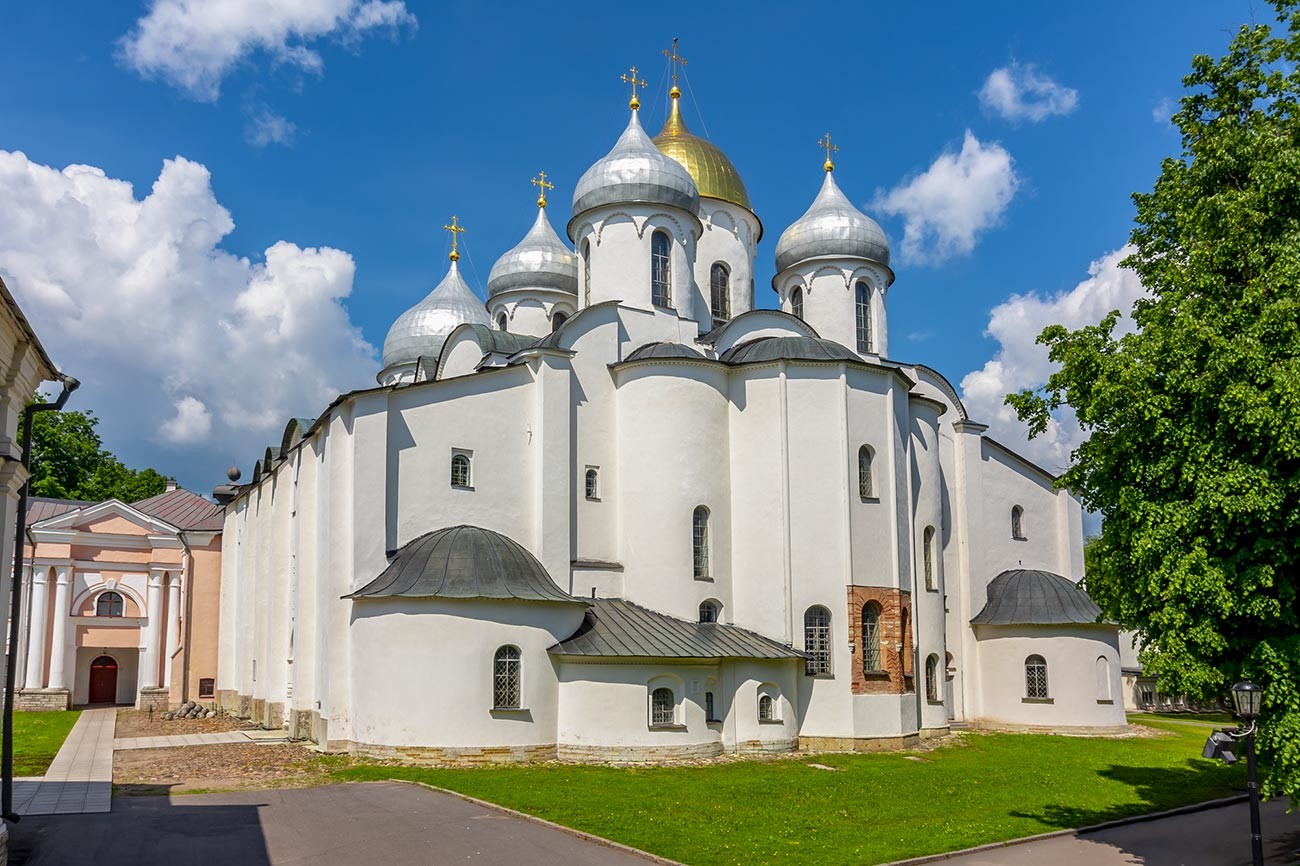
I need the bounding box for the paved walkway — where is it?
[114,728,288,750]
[13,707,114,816]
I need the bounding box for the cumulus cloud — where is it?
[244,105,297,147]
[872,131,1019,264]
[0,150,377,485]
[979,63,1079,123]
[119,0,417,101]
[960,246,1149,472]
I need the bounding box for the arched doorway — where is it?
[88,655,118,704]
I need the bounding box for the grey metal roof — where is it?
[461,325,539,356]
[488,206,578,297]
[132,487,225,532]
[719,335,860,365]
[346,525,581,604]
[26,497,91,526]
[625,341,705,361]
[774,171,890,273]
[381,261,491,373]
[970,569,1104,626]
[549,598,805,660]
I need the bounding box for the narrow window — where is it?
[651,230,672,306]
[1096,656,1112,702]
[705,691,716,722]
[862,603,882,672]
[493,645,522,709]
[758,694,775,721]
[551,311,568,331]
[1025,654,1048,699]
[710,262,730,322]
[497,313,508,332]
[923,526,936,591]
[96,591,124,617]
[698,599,720,623]
[651,686,675,725]
[858,446,874,499]
[855,281,872,353]
[1011,505,1025,540]
[692,506,710,578]
[582,240,592,306]
[451,453,472,488]
[925,654,940,702]
[803,606,832,676]
[198,677,215,699]
[585,468,599,500]
[790,286,804,320]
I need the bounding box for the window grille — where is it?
[494,645,522,709]
[585,468,599,500]
[1025,654,1048,699]
[858,446,873,499]
[451,453,471,487]
[923,526,936,590]
[692,506,710,578]
[710,263,730,322]
[198,677,215,699]
[651,231,672,306]
[926,654,940,701]
[862,603,882,672]
[705,691,716,721]
[804,606,832,675]
[1011,505,1025,539]
[855,281,872,353]
[651,687,674,725]
[699,600,720,623]
[791,286,804,320]
[96,591,124,618]
[758,694,774,721]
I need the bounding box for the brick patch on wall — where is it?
[847,586,914,696]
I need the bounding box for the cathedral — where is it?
[215,60,1126,761]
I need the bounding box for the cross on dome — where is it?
[818,132,839,172]
[620,65,647,110]
[443,214,466,261]
[662,37,688,98]
[531,171,554,208]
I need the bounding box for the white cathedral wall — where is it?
[290,444,319,716]
[573,206,700,314]
[909,397,949,731]
[693,201,757,328]
[556,661,722,754]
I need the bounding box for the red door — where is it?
[88,656,118,704]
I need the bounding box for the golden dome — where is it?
[652,95,752,212]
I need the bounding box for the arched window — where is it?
[698,599,720,623]
[585,468,599,500]
[551,311,568,331]
[758,694,775,721]
[692,506,710,578]
[862,603,882,672]
[651,230,672,306]
[651,686,675,725]
[804,606,832,675]
[451,453,471,488]
[493,645,521,709]
[923,526,936,591]
[858,445,874,499]
[497,313,508,332]
[1096,656,1113,702]
[1011,505,1025,540]
[1025,654,1048,699]
[581,240,592,306]
[790,286,804,320]
[855,281,872,353]
[925,654,940,702]
[96,591,124,618]
[710,262,730,322]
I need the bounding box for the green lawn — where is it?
[11,710,80,777]
[332,718,1244,866]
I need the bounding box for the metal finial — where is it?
[818,132,839,172]
[531,171,554,208]
[620,65,647,110]
[443,215,466,262]
[662,38,688,99]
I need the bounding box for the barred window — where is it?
[451,453,471,488]
[925,654,940,702]
[803,606,832,675]
[651,686,675,725]
[493,645,521,709]
[862,603,883,672]
[758,694,775,721]
[585,468,599,500]
[96,591,124,618]
[651,231,672,306]
[692,506,710,578]
[1011,504,1025,540]
[710,262,730,322]
[699,599,720,623]
[705,691,716,721]
[858,446,874,499]
[1025,654,1048,699]
[198,677,215,699]
[923,526,936,591]
[855,281,872,353]
[791,286,804,320]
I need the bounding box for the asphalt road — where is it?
[8,781,665,866]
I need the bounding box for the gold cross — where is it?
[662,38,688,94]
[443,215,466,262]
[531,171,554,208]
[818,132,840,172]
[620,65,647,110]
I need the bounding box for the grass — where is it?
[11,710,80,777]
[330,718,1244,866]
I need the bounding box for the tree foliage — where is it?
[1007,3,1300,800]
[21,396,168,503]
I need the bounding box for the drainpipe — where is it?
[3,375,79,822]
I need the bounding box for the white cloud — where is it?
[960,245,1149,472]
[0,150,377,486]
[1152,97,1175,124]
[119,0,417,101]
[979,63,1079,123]
[244,106,297,147]
[872,131,1019,264]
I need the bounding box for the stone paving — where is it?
[13,707,114,816]
[113,729,288,751]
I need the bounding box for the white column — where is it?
[46,567,72,691]
[23,568,49,689]
[14,565,32,689]
[139,569,165,690]
[163,575,181,689]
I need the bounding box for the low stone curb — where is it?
[390,779,686,866]
[876,793,1250,866]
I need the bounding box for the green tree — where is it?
[1008,3,1300,800]
[21,395,168,502]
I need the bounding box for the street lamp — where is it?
[1232,681,1262,720]
[1204,682,1265,866]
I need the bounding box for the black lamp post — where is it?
[1231,681,1264,866]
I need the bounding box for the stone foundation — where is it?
[288,708,316,742]
[919,725,951,740]
[237,693,252,719]
[735,737,799,754]
[557,741,724,762]
[15,688,70,712]
[350,741,558,765]
[217,689,239,714]
[968,720,1133,737]
[799,733,922,753]
[136,687,169,713]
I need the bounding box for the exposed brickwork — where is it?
[799,733,922,752]
[15,688,70,712]
[557,742,724,762]
[847,586,914,695]
[136,687,169,713]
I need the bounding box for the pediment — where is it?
[32,499,178,537]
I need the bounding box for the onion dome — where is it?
[571,109,699,230]
[381,260,490,373]
[488,205,577,297]
[652,93,752,213]
[774,169,890,273]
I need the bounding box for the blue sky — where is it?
[0,1,1253,492]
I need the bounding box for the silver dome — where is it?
[774,171,891,273]
[571,110,699,228]
[381,261,491,372]
[487,206,578,297]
